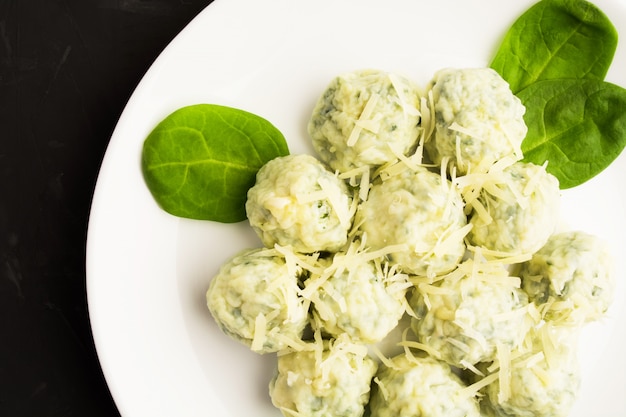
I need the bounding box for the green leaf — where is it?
[142,104,289,222]
[518,78,626,189]
[491,0,618,93]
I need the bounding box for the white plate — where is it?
[86,0,626,416]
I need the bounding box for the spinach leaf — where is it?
[518,78,626,189]
[491,0,618,93]
[142,104,289,222]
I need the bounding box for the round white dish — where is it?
[86,0,626,416]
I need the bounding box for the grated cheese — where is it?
[373,377,389,401]
[412,129,426,165]
[420,90,436,144]
[468,198,493,224]
[448,121,482,139]
[370,344,396,369]
[521,352,546,370]
[492,305,531,323]
[274,332,310,353]
[453,319,489,352]
[347,93,380,146]
[390,145,423,172]
[496,343,512,403]
[356,169,370,202]
[531,364,551,386]
[301,238,407,302]
[373,158,400,180]
[279,407,302,417]
[251,313,267,352]
[354,118,381,133]
[431,223,473,258]
[317,176,352,230]
[455,133,464,169]
[398,340,442,360]
[273,244,323,276]
[446,337,471,353]
[461,360,485,377]
[458,372,499,399]
[388,72,421,117]
[466,244,532,264]
[522,161,548,195]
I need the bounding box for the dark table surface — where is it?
[1,1,213,415]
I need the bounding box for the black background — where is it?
[1,1,213,415]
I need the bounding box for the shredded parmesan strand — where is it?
[251,313,267,352]
[388,144,422,172]
[446,337,471,353]
[492,305,531,324]
[417,282,455,295]
[397,340,442,360]
[469,198,493,224]
[279,407,303,417]
[475,273,521,288]
[388,72,421,117]
[420,91,436,145]
[369,344,396,369]
[522,161,548,196]
[373,377,389,401]
[317,176,352,230]
[300,239,407,300]
[453,319,489,351]
[496,343,512,403]
[273,244,323,276]
[273,332,310,353]
[461,360,485,377]
[449,121,481,138]
[466,244,533,264]
[357,169,370,201]
[373,158,400,181]
[458,372,499,399]
[412,131,425,165]
[455,134,464,169]
[531,364,551,385]
[338,165,370,197]
[523,352,546,369]
[354,118,380,133]
[432,223,473,258]
[376,159,407,180]
[347,93,380,146]
[489,155,517,173]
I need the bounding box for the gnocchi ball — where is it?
[358,165,468,277]
[425,67,527,174]
[369,353,481,417]
[465,161,560,255]
[269,335,378,417]
[479,327,580,417]
[519,230,614,324]
[246,154,353,253]
[308,69,422,173]
[410,260,530,367]
[308,252,409,344]
[206,248,308,353]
